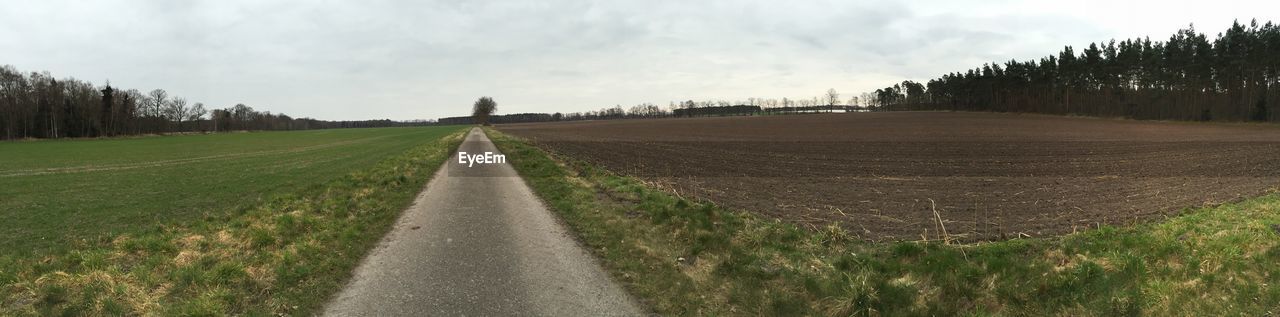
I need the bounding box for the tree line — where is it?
[446,89,868,124]
[868,20,1280,122]
[0,65,428,140]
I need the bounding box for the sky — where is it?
[2,0,1278,121]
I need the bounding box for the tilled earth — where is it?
[498,112,1280,241]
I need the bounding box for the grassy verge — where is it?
[1,129,466,316]
[488,128,1280,316]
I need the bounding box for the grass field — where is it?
[489,127,1280,315]
[0,128,452,255]
[1,126,467,315]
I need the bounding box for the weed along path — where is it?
[324,127,643,316]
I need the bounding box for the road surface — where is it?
[324,128,644,316]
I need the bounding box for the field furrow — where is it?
[499,112,1280,241]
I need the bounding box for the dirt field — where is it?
[498,112,1280,241]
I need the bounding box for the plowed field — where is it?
[499,112,1280,241]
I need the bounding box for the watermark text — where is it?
[458,151,506,167]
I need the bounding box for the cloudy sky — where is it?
[2,0,1277,121]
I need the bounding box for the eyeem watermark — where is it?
[458,151,506,167]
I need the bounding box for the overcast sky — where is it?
[2,0,1277,121]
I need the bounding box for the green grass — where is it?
[1,126,468,315]
[0,127,450,255]
[488,127,1280,316]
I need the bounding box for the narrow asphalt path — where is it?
[324,128,643,316]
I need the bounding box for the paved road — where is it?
[324,128,644,316]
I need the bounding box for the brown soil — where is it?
[498,112,1280,241]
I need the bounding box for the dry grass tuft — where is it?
[173,250,201,267]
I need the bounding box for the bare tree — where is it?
[147,89,167,117]
[189,102,207,131]
[472,96,497,125]
[147,89,168,132]
[166,97,189,131]
[825,88,840,113]
[188,103,206,124]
